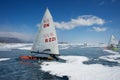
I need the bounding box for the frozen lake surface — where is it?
[0,43,120,80]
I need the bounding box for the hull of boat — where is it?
[19,56,53,60]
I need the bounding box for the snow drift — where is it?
[41,56,120,80]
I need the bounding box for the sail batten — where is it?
[31,8,59,55]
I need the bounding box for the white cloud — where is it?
[92,27,107,32]
[54,15,105,30]
[0,32,34,41]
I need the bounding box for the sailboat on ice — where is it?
[20,8,59,60]
[107,35,118,51]
[108,35,118,47]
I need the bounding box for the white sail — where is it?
[109,35,118,47]
[31,8,59,55]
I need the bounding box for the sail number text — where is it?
[43,19,49,28]
[45,37,56,43]
[43,33,56,43]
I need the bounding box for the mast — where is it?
[31,8,59,55]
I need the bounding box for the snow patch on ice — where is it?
[59,44,70,50]
[41,56,120,80]
[0,58,10,61]
[99,54,120,63]
[0,43,108,51]
[100,49,120,64]
[0,43,32,51]
[103,49,119,54]
[17,46,32,50]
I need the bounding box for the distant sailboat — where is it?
[20,8,59,60]
[107,35,118,51]
[108,35,118,48]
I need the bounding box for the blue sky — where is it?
[0,0,120,43]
